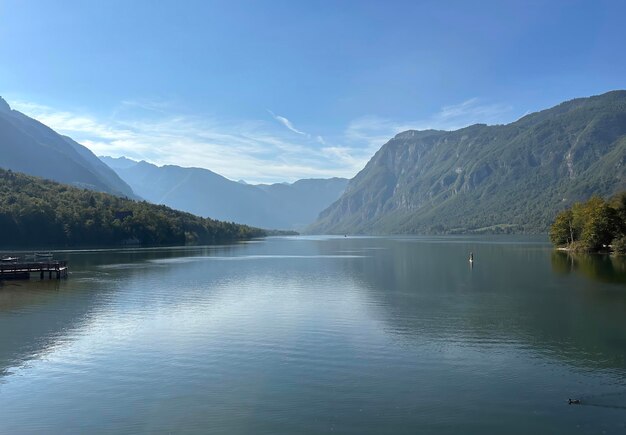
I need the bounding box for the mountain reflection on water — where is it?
[0,236,625,434]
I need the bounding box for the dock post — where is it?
[40,270,44,279]
[48,270,52,279]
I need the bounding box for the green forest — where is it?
[549,192,626,254]
[0,168,267,248]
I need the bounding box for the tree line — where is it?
[0,168,267,248]
[549,192,626,254]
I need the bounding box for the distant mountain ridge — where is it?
[310,90,626,234]
[0,97,136,198]
[101,156,348,230]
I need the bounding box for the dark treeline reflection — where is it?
[551,251,626,284]
[1,237,625,382]
[1,236,625,435]
[315,237,626,372]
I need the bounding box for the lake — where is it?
[1,236,625,434]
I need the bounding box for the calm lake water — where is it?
[1,236,625,434]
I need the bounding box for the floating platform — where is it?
[0,261,68,280]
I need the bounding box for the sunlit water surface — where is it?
[1,236,625,434]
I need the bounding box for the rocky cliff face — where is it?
[310,91,626,234]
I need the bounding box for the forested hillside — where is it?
[0,169,265,247]
[310,91,626,234]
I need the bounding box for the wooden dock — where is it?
[0,261,68,280]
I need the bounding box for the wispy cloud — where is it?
[10,97,514,184]
[344,98,514,153]
[119,98,172,114]
[267,110,306,135]
[435,98,513,126]
[12,100,363,183]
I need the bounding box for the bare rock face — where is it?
[310,90,626,235]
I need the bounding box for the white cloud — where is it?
[12,100,361,183]
[10,97,514,184]
[119,98,172,113]
[344,98,514,153]
[435,98,513,126]
[267,110,306,135]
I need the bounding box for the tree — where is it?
[549,209,575,246]
[576,197,619,251]
[0,168,267,248]
[551,194,624,253]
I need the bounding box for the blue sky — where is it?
[1,0,625,183]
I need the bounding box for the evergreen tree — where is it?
[0,168,267,248]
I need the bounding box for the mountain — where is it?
[256,178,351,228]
[0,168,265,248]
[101,156,348,230]
[310,90,626,234]
[0,97,136,198]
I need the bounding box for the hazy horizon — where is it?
[98,154,350,185]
